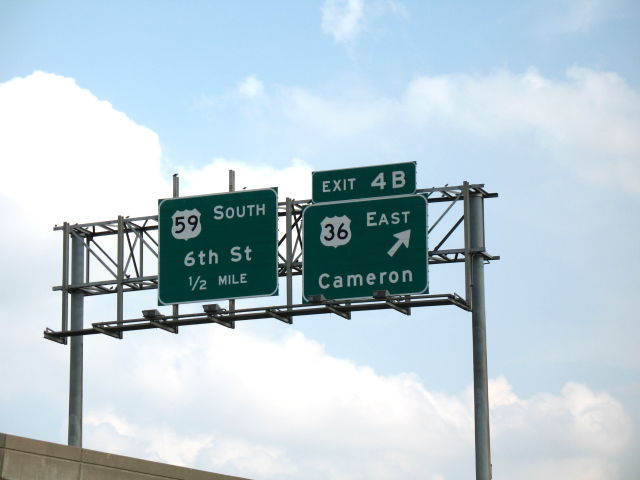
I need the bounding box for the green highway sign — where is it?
[312,162,416,203]
[303,194,428,301]
[158,188,278,304]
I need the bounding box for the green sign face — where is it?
[312,162,416,203]
[158,189,278,304]
[303,194,428,301]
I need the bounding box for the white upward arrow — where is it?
[387,229,411,257]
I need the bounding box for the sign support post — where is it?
[286,197,293,309]
[68,233,84,447]
[470,189,492,480]
[172,174,180,328]
[117,215,124,329]
[228,170,235,314]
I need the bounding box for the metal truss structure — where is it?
[44,176,498,480]
[45,182,497,342]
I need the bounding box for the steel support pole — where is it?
[470,192,492,480]
[61,222,70,333]
[463,182,473,308]
[117,216,124,328]
[68,233,84,447]
[286,197,293,310]
[228,170,235,313]
[172,174,180,325]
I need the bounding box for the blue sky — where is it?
[1,1,639,479]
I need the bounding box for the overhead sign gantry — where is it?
[46,164,498,480]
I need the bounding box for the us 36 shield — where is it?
[320,215,352,248]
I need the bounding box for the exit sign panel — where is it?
[312,162,416,203]
[303,194,428,301]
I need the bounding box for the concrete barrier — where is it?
[0,433,250,480]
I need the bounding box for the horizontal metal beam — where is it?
[44,293,470,341]
[266,309,293,324]
[53,215,159,232]
[44,328,67,344]
[54,186,498,235]
[92,325,123,339]
[149,319,178,334]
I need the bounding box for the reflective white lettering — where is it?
[184,250,218,266]
[230,245,253,262]
[392,170,405,188]
[218,273,247,285]
[213,204,267,220]
[366,210,410,227]
[316,270,414,290]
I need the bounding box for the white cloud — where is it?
[491,380,633,479]
[1,70,637,480]
[0,71,174,447]
[320,0,409,45]
[403,67,640,196]
[564,0,603,32]
[544,0,607,34]
[282,86,394,137]
[177,157,312,200]
[269,67,640,197]
[0,71,169,225]
[322,0,365,43]
[0,71,313,451]
[238,75,264,98]
[385,0,409,19]
[86,412,214,467]
[83,329,634,480]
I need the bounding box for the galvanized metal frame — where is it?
[45,182,497,343]
[50,293,468,338]
[45,179,498,480]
